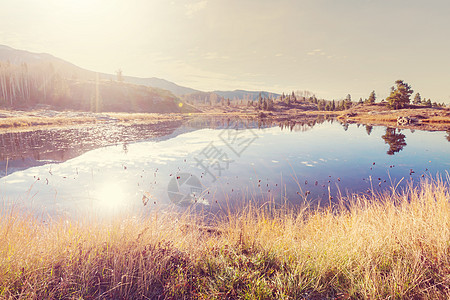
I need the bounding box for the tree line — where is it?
[312,80,447,111]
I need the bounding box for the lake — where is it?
[1,116,449,219]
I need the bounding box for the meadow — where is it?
[1,176,449,299]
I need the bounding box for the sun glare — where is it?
[94,183,128,214]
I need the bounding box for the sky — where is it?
[1,0,450,102]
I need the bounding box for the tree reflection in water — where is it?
[382,127,407,155]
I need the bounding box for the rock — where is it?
[397,116,411,125]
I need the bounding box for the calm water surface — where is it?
[0,117,448,218]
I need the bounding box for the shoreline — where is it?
[1,104,449,134]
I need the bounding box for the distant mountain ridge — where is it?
[0,45,199,112]
[0,44,57,64]
[99,73,200,96]
[214,90,280,100]
[0,44,280,100]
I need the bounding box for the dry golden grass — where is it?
[0,113,187,132]
[106,112,185,125]
[421,116,450,124]
[0,116,98,129]
[1,177,450,299]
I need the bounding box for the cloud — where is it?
[185,0,208,17]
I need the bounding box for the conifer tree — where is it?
[413,93,421,104]
[317,100,324,110]
[386,80,413,109]
[344,94,352,110]
[366,90,376,104]
[267,98,274,111]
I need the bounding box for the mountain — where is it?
[0,45,281,108]
[214,90,280,101]
[0,45,201,113]
[0,44,94,80]
[100,73,200,96]
[0,44,60,64]
[0,44,199,96]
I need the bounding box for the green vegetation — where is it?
[382,127,407,155]
[299,81,447,112]
[366,90,376,105]
[413,93,422,105]
[1,178,449,299]
[386,80,414,109]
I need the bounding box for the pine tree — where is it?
[366,90,376,104]
[267,98,274,111]
[386,80,413,109]
[317,100,324,110]
[285,95,291,106]
[344,94,352,110]
[413,93,421,105]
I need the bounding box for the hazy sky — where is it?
[1,0,449,102]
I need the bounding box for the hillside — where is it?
[0,45,201,113]
[0,45,288,110]
[100,73,200,96]
[0,61,191,113]
[0,45,198,100]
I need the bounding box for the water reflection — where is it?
[0,121,184,162]
[0,115,333,178]
[0,117,449,219]
[0,121,183,177]
[381,127,407,155]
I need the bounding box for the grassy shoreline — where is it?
[1,104,449,134]
[1,177,449,299]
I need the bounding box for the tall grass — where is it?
[0,116,98,130]
[1,176,449,299]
